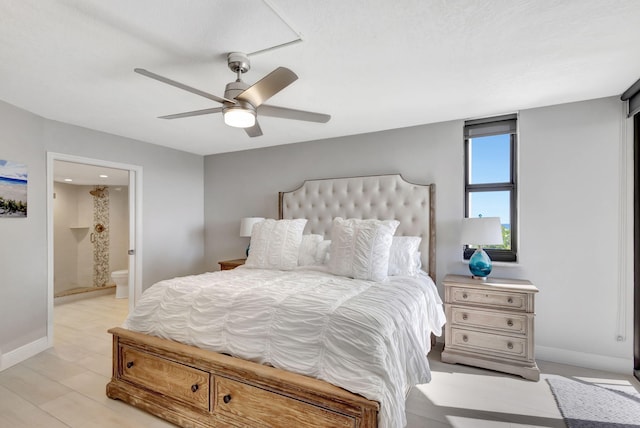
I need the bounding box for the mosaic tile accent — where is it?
[92,186,110,287]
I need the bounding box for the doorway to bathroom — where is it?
[46,152,142,346]
[52,161,129,299]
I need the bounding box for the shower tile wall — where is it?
[92,187,110,286]
[53,182,81,294]
[109,187,129,274]
[77,188,93,287]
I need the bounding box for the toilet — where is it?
[111,270,129,299]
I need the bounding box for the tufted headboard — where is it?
[278,174,436,280]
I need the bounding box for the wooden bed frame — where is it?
[107,174,435,428]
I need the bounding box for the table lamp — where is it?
[240,217,264,256]
[461,216,503,279]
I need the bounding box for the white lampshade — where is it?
[460,217,503,246]
[239,217,264,237]
[224,108,256,128]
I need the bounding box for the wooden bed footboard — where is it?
[106,327,379,428]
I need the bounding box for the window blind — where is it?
[464,113,517,138]
[622,77,640,118]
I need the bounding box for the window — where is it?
[464,114,517,262]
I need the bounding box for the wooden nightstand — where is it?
[218,258,246,271]
[441,274,540,381]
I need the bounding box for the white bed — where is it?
[107,174,444,428]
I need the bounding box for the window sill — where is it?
[461,259,520,268]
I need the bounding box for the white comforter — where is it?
[124,266,446,428]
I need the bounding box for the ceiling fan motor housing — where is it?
[227,52,251,74]
[223,80,255,113]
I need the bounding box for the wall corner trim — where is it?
[0,336,50,372]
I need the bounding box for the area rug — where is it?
[547,376,640,427]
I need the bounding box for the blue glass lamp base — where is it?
[469,248,492,279]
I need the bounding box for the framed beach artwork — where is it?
[0,159,28,217]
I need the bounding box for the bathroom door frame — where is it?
[46,152,143,346]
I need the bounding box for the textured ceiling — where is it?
[1,0,639,156]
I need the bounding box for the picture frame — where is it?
[0,159,28,217]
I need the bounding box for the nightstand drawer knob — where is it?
[507,297,513,304]
[462,313,468,321]
[507,342,514,349]
[507,319,514,327]
[462,293,468,299]
[462,335,469,342]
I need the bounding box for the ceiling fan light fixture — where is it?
[223,107,256,128]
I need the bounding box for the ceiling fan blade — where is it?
[158,107,223,120]
[134,68,236,105]
[244,120,263,137]
[235,67,298,108]
[258,104,331,123]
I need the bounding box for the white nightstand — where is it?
[441,274,540,381]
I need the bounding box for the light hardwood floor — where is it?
[1,294,638,427]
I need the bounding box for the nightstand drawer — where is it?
[450,306,528,335]
[449,328,528,359]
[449,286,527,311]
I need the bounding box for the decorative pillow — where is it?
[328,217,399,282]
[245,219,307,270]
[298,234,324,266]
[388,236,422,276]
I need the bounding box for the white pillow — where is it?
[298,234,324,266]
[245,219,307,270]
[388,236,422,276]
[317,240,331,265]
[328,217,399,282]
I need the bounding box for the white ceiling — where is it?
[1,0,639,156]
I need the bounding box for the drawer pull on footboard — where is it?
[126,361,134,369]
[507,319,514,327]
[191,384,199,393]
[223,394,232,404]
[507,342,514,350]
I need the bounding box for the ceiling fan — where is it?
[134,52,331,137]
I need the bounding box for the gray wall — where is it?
[0,99,205,360]
[42,119,206,287]
[0,100,47,354]
[204,96,634,373]
[205,120,462,274]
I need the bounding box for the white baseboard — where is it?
[536,345,633,375]
[54,287,115,306]
[0,336,50,372]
